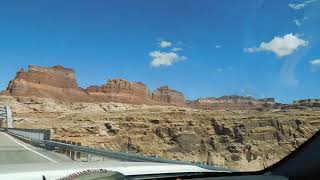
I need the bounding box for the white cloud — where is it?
[172,47,183,52]
[215,45,222,49]
[289,0,317,10]
[150,39,186,68]
[244,33,308,57]
[150,51,186,67]
[310,59,320,66]
[159,40,172,48]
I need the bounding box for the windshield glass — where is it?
[0,0,319,172]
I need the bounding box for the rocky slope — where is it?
[1,95,319,171]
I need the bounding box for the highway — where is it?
[0,132,72,164]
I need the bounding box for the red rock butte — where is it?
[2,65,186,105]
[152,86,185,105]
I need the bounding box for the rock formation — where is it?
[152,86,185,105]
[15,65,78,88]
[1,64,320,171]
[4,65,91,102]
[0,64,292,109]
[189,96,281,110]
[86,79,153,104]
[3,65,186,105]
[282,99,320,109]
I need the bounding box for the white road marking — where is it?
[2,132,58,163]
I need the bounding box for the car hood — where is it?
[0,161,229,180]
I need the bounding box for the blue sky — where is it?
[0,0,319,103]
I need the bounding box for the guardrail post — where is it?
[66,141,71,157]
[60,140,66,154]
[76,142,81,159]
[71,141,76,160]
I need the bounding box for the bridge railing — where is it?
[5,128,52,141]
[40,139,229,171]
[4,127,230,172]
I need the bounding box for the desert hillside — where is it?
[1,95,319,171]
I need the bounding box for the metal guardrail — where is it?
[38,139,230,172]
[5,128,51,140]
[4,128,232,172]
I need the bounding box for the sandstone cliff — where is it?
[152,86,185,105]
[0,64,299,110]
[189,95,281,110]
[86,79,152,104]
[3,65,186,105]
[4,65,91,102]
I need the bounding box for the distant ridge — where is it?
[0,64,293,110]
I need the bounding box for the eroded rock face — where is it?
[86,79,152,104]
[4,65,293,109]
[3,65,186,105]
[189,96,281,110]
[152,86,185,105]
[5,65,91,102]
[15,65,78,88]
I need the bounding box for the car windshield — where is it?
[0,0,319,173]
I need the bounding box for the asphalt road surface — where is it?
[0,132,72,164]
